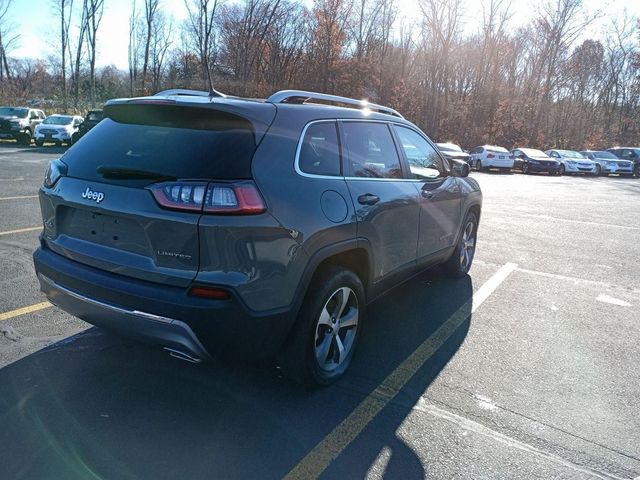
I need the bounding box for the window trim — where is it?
[294,119,439,182]
[295,120,342,178]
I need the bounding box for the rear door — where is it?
[392,125,462,263]
[340,120,420,283]
[40,103,270,287]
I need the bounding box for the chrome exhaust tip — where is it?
[164,347,202,364]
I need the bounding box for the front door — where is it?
[392,125,462,264]
[340,121,420,283]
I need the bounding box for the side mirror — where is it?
[451,159,470,177]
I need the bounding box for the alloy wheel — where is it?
[459,220,476,270]
[314,287,359,373]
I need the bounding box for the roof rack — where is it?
[154,89,226,98]
[266,90,404,119]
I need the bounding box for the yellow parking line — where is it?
[284,263,519,480]
[0,195,38,201]
[0,302,51,322]
[0,226,41,236]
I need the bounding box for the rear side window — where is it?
[63,104,256,185]
[298,122,341,176]
[342,122,402,179]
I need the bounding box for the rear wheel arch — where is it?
[297,242,373,309]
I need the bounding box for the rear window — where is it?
[487,146,509,153]
[63,104,256,185]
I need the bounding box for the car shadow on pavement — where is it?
[0,269,472,479]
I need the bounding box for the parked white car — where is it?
[34,114,84,147]
[580,150,635,176]
[545,149,596,175]
[469,145,514,172]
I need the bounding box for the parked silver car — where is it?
[545,149,596,175]
[579,150,634,176]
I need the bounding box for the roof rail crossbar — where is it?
[155,89,226,98]
[266,90,404,119]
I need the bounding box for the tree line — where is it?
[0,0,638,149]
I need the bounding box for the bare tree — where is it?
[128,0,139,96]
[184,0,220,91]
[51,0,74,110]
[85,0,105,106]
[141,0,160,94]
[0,0,18,82]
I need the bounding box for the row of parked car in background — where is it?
[0,106,103,147]
[437,143,640,177]
[0,105,637,178]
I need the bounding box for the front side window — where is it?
[394,126,443,180]
[342,122,402,179]
[298,122,341,176]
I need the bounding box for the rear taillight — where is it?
[486,153,495,159]
[43,158,68,188]
[149,181,266,215]
[204,182,265,214]
[149,182,208,211]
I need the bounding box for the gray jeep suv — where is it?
[33,89,482,387]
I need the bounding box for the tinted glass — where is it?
[62,105,256,186]
[343,122,401,178]
[43,115,73,125]
[298,122,341,176]
[395,126,442,179]
[87,112,103,121]
[0,107,28,118]
[589,151,617,159]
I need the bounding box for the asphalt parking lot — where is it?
[0,143,639,479]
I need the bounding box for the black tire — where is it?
[442,211,478,278]
[559,164,565,176]
[35,140,44,147]
[278,266,365,388]
[20,130,32,146]
[522,163,530,174]
[71,133,80,144]
[475,160,483,172]
[594,165,601,176]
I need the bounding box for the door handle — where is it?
[357,194,380,206]
[422,190,433,199]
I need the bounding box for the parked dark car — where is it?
[436,142,471,164]
[607,147,640,177]
[72,109,103,144]
[511,148,561,175]
[33,89,482,387]
[0,106,46,145]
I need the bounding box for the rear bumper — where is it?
[33,245,296,362]
[38,272,211,362]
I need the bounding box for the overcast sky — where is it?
[7,0,640,70]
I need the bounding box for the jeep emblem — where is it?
[81,187,104,204]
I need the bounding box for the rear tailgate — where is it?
[40,101,276,288]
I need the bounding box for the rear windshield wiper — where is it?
[97,165,177,180]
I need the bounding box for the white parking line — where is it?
[416,401,627,480]
[0,226,42,236]
[0,195,38,201]
[284,262,518,480]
